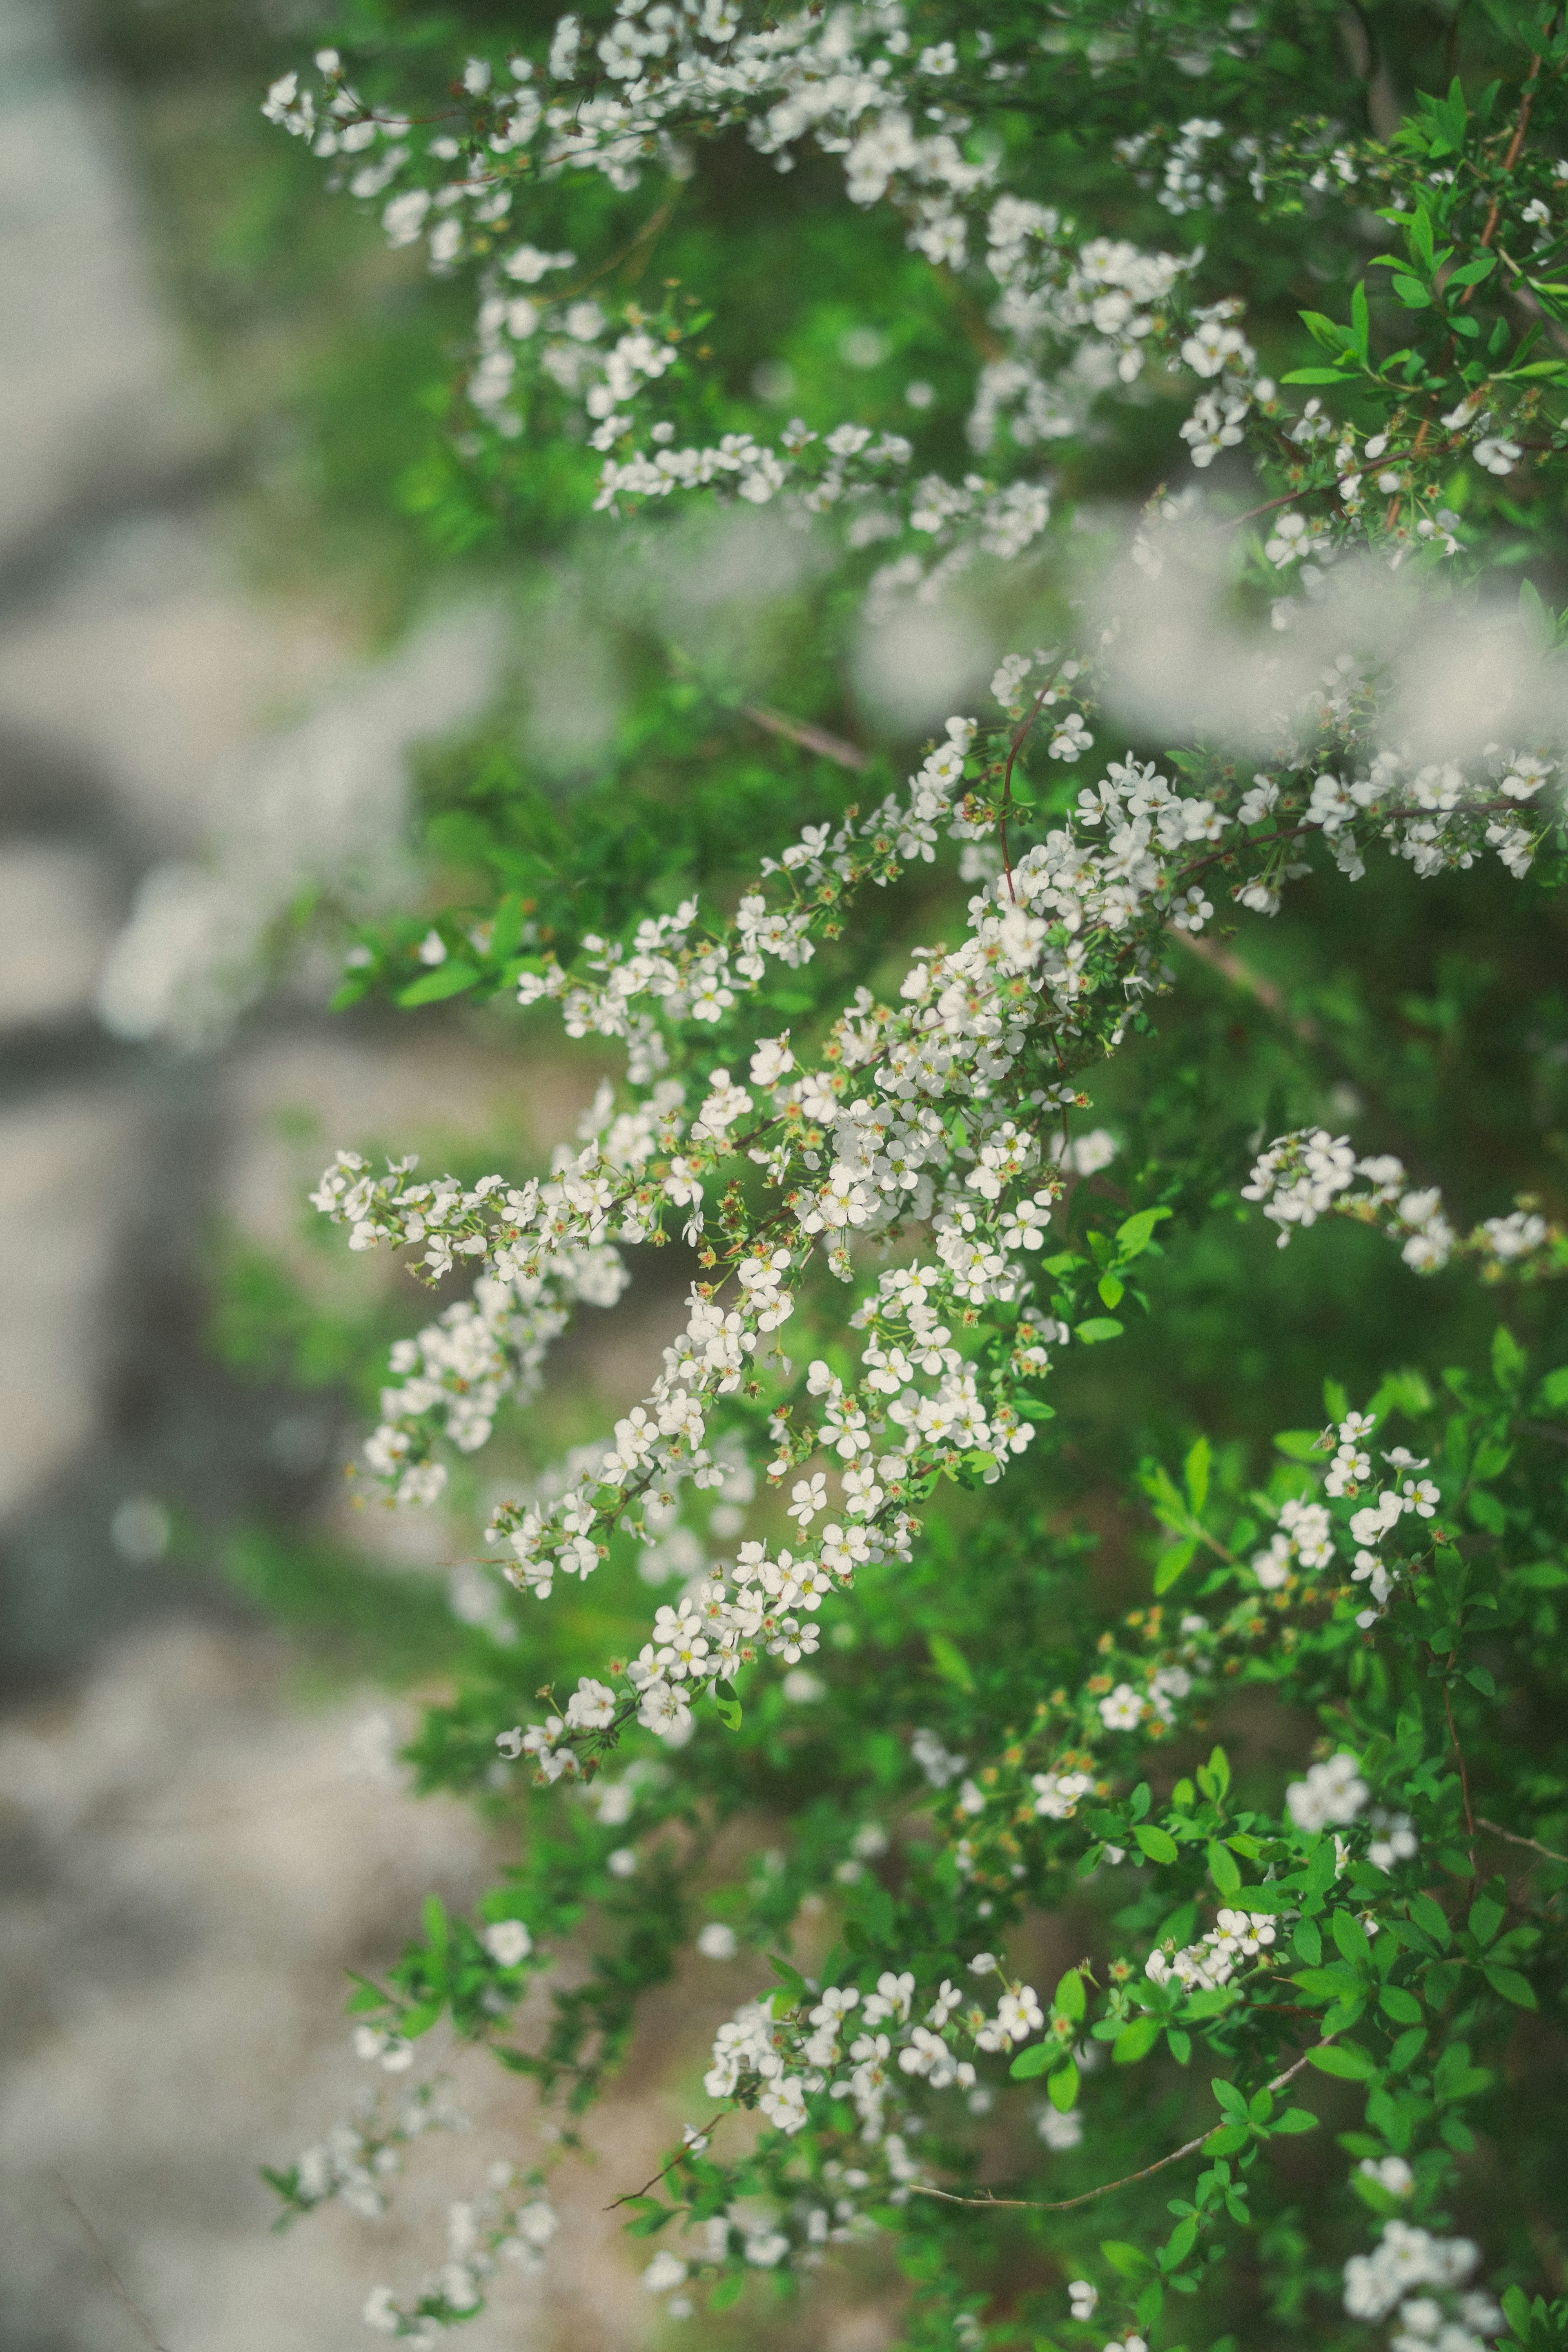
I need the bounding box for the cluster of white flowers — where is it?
[290,2080,464,2221]
[363,2166,560,2344]
[1252,1492,1336,1588]
[1344,2222,1487,2323]
[700,1959,1055,2157]
[1242,1128,1562,1274]
[1286,1751,1369,1833]
[1145,1907,1278,1993]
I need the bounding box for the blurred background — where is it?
[0,2,668,2343]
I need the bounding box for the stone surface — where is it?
[0,1086,146,1520]
[0,840,114,1026]
[0,0,215,568]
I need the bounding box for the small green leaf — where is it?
[1204,2122,1250,2154]
[1136,1824,1179,1864]
[1307,2042,1376,2080]
[1392,274,1432,307]
[1098,1273,1125,1308]
[1048,2058,1081,2111]
[1154,1536,1198,1594]
[1010,2042,1054,2079]
[1184,1435,1211,1516]
[1483,1964,1537,2009]
[1113,2015,1162,2064]
[1271,2107,1319,2134]
[1408,1893,1452,1947]
[927,1632,975,1690]
[1055,1968,1087,2021]
[396,961,481,1006]
[1380,1984,1424,2025]
[1207,1840,1242,1897]
[1076,1317,1125,1344]
[1115,1205,1172,1259]
[1492,1324,1527,1391]
[1468,1894,1505,1948]
[1100,2240,1151,2278]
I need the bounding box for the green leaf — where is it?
[1076,1317,1125,1344]
[1271,2107,1319,2134]
[1184,1435,1210,1516]
[1392,274,1432,307]
[1389,2026,1428,2071]
[1483,1964,1537,2009]
[1207,1841,1243,1896]
[1115,1205,1173,1260]
[1281,367,1353,384]
[1136,1824,1179,1864]
[1492,1324,1527,1391]
[927,1632,975,1691]
[1010,2042,1054,2079]
[1163,2217,1199,2270]
[1204,2122,1250,2154]
[1154,1536,1199,1594]
[489,893,528,961]
[716,1695,744,1731]
[1408,1893,1453,1947]
[1468,1893,1505,1948]
[1113,2015,1162,2063]
[1098,1273,1125,1309]
[1306,2041,1376,2080]
[710,2270,746,2311]
[1100,2240,1151,2278]
[1351,277,1370,359]
[1332,1911,1374,1972]
[1379,1984,1424,2025]
[1048,2058,1080,2111]
[1055,1968,1087,2021]
[396,961,481,1006]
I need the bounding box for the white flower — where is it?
[483,1919,533,1967]
[697,1922,738,1960]
[644,2250,689,2293]
[1098,1683,1143,1730]
[1287,1752,1368,1832]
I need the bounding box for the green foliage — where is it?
[139,0,1568,2344]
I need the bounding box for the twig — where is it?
[54,2174,172,2352]
[606,2111,732,2209]
[741,704,869,770]
[1165,927,1320,1041]
[1478,1815,1568,1868]
[1441,1673,1479,1882]
[908,2046,1322,2213]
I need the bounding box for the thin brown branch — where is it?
[741,704,869,770]
[54,2174,173,2352]
[1441,1672,1479,1882]
[908,2047,1321,2213]
[1165,927,1320,1041]
[606,2111,732,2209]
[1478,1815,1568,1868]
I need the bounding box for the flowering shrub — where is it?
[255,7,1568,2349]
